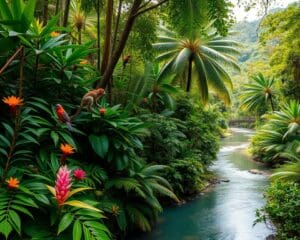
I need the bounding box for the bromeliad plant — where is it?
[45,165,111,240]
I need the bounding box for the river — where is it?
[129,128,274,240]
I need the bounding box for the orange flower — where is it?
[60,143,75,155]
[80,59,88,65]
[2,96,23,108]
[6,177,20,189]
[99,108,106,116]
[50,31,59,37]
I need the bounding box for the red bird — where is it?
[56,104,73,131]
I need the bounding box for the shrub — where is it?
[141,113,187,164]
[163,157,207,197]
[256,182,300,239]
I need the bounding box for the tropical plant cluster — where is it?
[236,3,300,239]
[0,0,234,239]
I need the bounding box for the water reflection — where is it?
[128,128,274,240]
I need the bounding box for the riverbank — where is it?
[128,128,274,240]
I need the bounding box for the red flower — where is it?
[74,169,86,181]
[99,108,106,116]
[55,166,72,205]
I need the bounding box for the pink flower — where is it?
[55,166,72,205]
[73,169,86,181]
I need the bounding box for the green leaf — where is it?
[21,0,35,31]
[59,132,76,148]
[51,131,59,147]
[8,210,21,234]
[58,213,74,235]
[46,185,56,196]
[14,195,38,208]
[64,70,73,80]
[68,187,93,199]
[11,205,34,219]
[0,135,10,147]
[2,123,14,137]
[0,1,12,20]
[0,220,12,239]
[62,200,101,212]
[72,220,82,240]
[89,135,109,158]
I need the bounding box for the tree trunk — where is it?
[55,0,59,15]
[62,0,71,27]
[96,0,101,71]
[43,0,49,25]
[78,28,82,44]
[101,0,114,75]
[112,0,123,53]
[98,0,143,88]
[186,58,193,92]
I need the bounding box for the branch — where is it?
[0,46,24,75]
[134,0,169,17]
[138,0,152,10]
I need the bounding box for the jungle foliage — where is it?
[0,0,232,239]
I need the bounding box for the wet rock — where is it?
[249,169,265,175]
[220,179,230,183]
[266,234,276,240]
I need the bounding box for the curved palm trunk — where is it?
[186,57,193,92]
[269,95,275,112]
[78,28,81,44]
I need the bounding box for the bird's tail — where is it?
[66,122,73,132]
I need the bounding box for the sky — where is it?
[232,0,298,21]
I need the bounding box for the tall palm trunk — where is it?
[186,57,193,92]
[96,0,101,71]
[78,28,82,44]
[269,95,275,112]
[62,0,71,27]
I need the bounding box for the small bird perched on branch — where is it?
[122,55,131,69]
[56,104,73,131]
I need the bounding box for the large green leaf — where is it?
[89,134,109,158]
[58,213,74,235]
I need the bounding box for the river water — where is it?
[129,128,274,240]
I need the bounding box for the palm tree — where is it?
[126,62,178,112]
[152,29,240,105]
[252,100,300,164]
[240,73,276,113]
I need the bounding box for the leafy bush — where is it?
[163,157,207,197]
[256,182,300,239]
[175,97,221,164]
[141,113,187,164]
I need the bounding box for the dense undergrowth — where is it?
[0,1,228,239]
